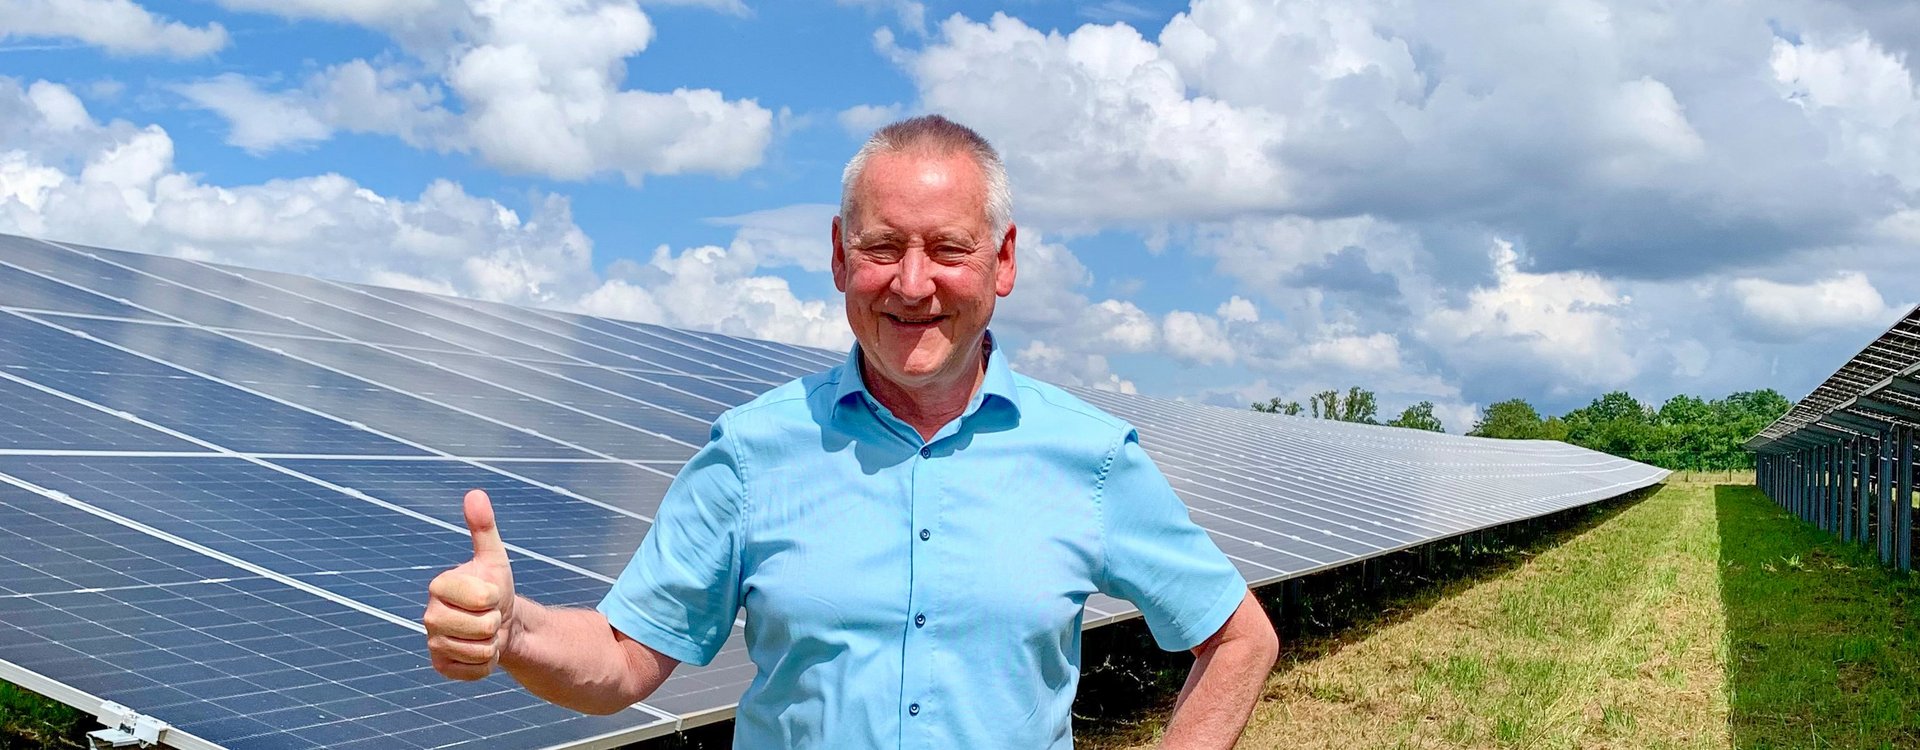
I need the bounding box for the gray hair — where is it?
[840,114,1013,242]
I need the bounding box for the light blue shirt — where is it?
[598,334,1248,749]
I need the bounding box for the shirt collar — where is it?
[832,330,1021,423]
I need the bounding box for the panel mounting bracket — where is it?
[86,701,169,748]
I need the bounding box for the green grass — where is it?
[0,681,84,750]
[1089,482,1920,750]
[1716,485,1920,750]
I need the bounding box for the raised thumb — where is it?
[463,488,508,564]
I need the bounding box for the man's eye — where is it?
[931,246,972,261]
[860,245,903,261]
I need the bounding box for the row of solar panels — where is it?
[0,233,1668,749]
[1746,304,1920,453]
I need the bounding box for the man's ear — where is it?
[995,223,1017,298]
[831,216,848,293]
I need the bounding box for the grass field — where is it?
[6,483,1916,749]
[1087,483,1920,750]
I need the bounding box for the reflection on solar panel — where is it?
[0,233,1668,749]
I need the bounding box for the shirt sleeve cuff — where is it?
[597,596,717,667]
[1156,577,1250,652]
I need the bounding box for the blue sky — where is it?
[3,0,1917,431]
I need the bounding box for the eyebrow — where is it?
[846,228,981,247]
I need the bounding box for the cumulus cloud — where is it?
[1296,332,1401,372]
[173,75,335,153]
[194,0,772,183]
[886,0,1920,279]
[1729,272,1907,339]
[1215,295,1258,323]
[839,103,906,136]
[1420,240,1639,390]
[0,76,839,348]
[703,204,836,272]
[1161,310,1234,365]
[1012,340,1137,393]
[0,0,227,57]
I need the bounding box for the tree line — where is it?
[1253,387,1791,470]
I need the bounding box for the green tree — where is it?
[1470,399,1547,439]
[1564,391,1653,462]
[1308,387,1379,424]
[1387,401,1445,432]
[1251,397,1303,416]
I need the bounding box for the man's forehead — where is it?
[854,151,984,202]
[845,151,989,236]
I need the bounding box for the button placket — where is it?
[902,431,938,737]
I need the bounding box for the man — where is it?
[423,115,1279,748]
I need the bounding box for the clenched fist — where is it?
[425,489,517,681]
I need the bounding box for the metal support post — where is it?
[1861,436,1876,545]
[1900,426,1914,572]
[1881,430,1896,565]
[1280,578,1305,639]
[1827,446,1843,533]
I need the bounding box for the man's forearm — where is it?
[1160,593,1280,749]
[498,597,676,715]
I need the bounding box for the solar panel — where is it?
[0,232,1667,748]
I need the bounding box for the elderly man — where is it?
[423,115,1279,748]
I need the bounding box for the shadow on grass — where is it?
[1072,485,1658,747]
[1714,485,1920,750]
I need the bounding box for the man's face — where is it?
[832,150,1017,392]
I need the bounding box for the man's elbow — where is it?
[1242,605,1281,670]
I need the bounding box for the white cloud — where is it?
[637,0,749,15]
[886,1,1920,282]
[196,0,772,183]
[0,76,842,349]
[1420,239,1638,389]
[703,203,835,272]
[1215,295,1258,323]
[1085,299,1158,352]
[580,244,851,350]
[904,11,1287,226]
[1296,331,1400,371]
[0,0,227,57]
[174,75,333,153]
[1161,309,1234,365]
[1770,32,1920,190]
[1012,340,1136,393]
[838,102,906,136]
[1729,272,1906,337]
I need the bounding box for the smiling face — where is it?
[833,149,1017,396]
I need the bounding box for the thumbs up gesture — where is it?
[425,489,518,680]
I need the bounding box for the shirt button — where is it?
[908,703,921,716]
[919,528,930,541]
[914,613,926,628]
[919,446,931,458]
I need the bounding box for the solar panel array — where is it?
[0,232,1669,749]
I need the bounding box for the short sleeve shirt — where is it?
[598,333,1248,749]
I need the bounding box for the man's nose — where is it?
[890,249,936,302]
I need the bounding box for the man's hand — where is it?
[425,489,517,681]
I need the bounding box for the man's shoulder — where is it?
[709,364,844,435]
[1007,371,1132,435]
